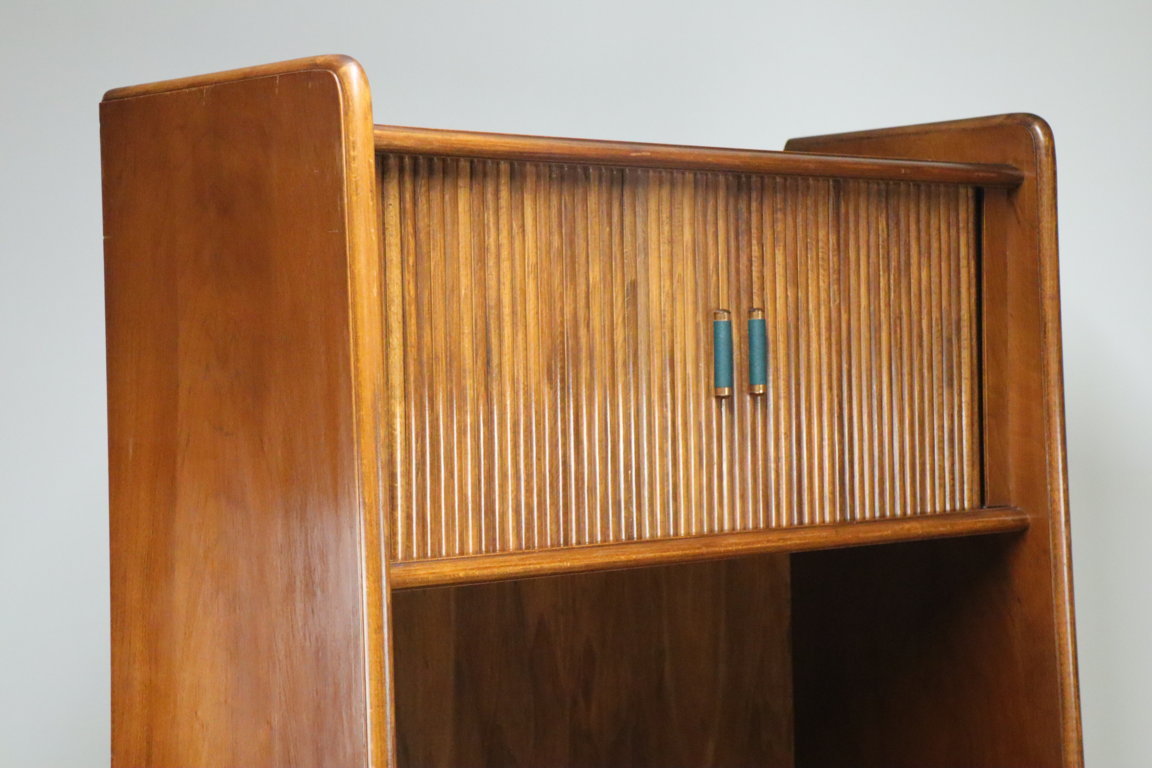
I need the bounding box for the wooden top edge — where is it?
[389,507,1028,590]
[102,54,367,102]
[373,124,1024,187]
[787,113,1054,157]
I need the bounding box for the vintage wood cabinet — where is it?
[101,56,1082,767]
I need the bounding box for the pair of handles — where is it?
[713,309,768,398]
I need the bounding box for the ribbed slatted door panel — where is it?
[378,155,980,562]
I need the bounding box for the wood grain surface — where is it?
[103,56,393,768]
[392,555,793,767]
[374,124,1023,187]
[787,114,1082,768]
[389,506,1025,589]
[378,155,982,563]
[103,51,1082,768]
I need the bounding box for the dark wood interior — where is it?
[393,555,792,767]
[793,533,1048,767]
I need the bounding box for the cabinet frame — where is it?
[102,56,1081,768]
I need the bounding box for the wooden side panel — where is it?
[787,114,1081,767]
[102,58,391,767]
[392,555,792,767]
[379,156,981,561]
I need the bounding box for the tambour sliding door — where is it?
[380,157,757,559]
[379,157,981,562]
[757,179,981,527]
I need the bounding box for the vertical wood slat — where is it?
[379,156,982,561]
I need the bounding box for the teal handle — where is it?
[748,310,768,394]
[713,310,733,397]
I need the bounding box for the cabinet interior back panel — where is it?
[378,154,981,562]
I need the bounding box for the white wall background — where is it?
[1,0,1148,765]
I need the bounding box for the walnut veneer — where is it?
[102,55,1081,767]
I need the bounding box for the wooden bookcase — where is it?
[101,55,1082,767]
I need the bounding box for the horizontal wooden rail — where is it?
[389,507,1028,590]
[374,125,1024,187]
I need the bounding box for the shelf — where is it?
[374,124,1024,187]
[388,507,1027,590]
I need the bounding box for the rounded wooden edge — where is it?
[389,508,1028,591]
[1006,112,1055,156]
[374,124,1025,187]
[786,113,1054,180]
[787,113,1046,149]
[103,52,390,765]
[102,54,368,102]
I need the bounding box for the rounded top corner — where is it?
[313,54,368,84]
[312,54,373,115]
[101,54,374,106]
[1005,112,1055,151]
